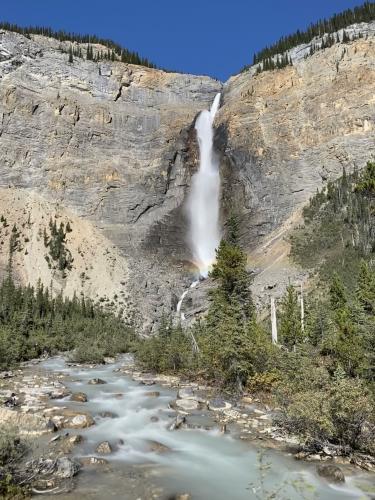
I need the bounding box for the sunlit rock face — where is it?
[0,30,221,331]
[0,23,374,330]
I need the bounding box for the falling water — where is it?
[187,93,221,278]
[176,280,199,321]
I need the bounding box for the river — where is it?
[28,356,375,499]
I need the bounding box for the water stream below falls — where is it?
[37,357,374,499]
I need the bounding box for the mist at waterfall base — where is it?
[186,93,221,278]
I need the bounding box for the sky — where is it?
[1,0,367,80]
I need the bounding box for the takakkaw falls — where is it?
[177,93,221,320]
[0,4,375,499]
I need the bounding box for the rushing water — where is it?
[38,357,374,500]
[187,93,221,278]
[176,280,199,321]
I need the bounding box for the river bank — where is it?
[0,355,374,499]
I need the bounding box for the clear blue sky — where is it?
[1,0,366,80]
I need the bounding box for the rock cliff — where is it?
[0,24,374,330]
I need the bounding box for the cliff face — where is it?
[0,25,374,329]
[214,22,375,307]
[0,30,221,329]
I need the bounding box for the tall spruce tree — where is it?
[279,284,303,350]
[200,215,261,389]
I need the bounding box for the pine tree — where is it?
[356,260,375,314]
[279,284,302,349]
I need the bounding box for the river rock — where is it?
[139,379,156,386]
[177,387,195,400]
[317,464,345,483]
[241,396,253,405]
[96,441,113,454]
[49,383,70,399]
[148,440,171,454]
[145,391,160,397]
[208,399,232,411]
[169,415,186,430]
[88,378,107,385]
[59,434,83,453]
[54,457,81,478]
[0,408,52,436]
[70,392,88,402]
[69,413,95,429]
[28,457,80,482]
[80,456,108,466]
[47,409,95,429]
[104,357,115,364]
[175,399,199,411]
[98,411,118,418]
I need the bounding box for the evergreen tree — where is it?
[279,284,303,349]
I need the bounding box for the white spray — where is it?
[187,93,221,278]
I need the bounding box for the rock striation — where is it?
[0,24,374,330]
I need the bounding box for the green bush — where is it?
[0,426,30,499]
[275,360,375,454]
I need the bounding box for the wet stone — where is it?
[96,441,113,454]
[148,440,172,454]
[80,456,108,466]
[98,411,118,419]
[175,399,199,411]
[169,415,186,430]
[145,391,160,397]
[88,378,107,385]
[177,387,195,400]
[317,464,345,483]
[70,392,88,402]
[208,399,232,411]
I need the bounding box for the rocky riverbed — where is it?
[1,356,374,499]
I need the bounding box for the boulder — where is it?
[175,399,199,411]
[27,457,80,482]
[317,464,345,483]
[0,408,52,436]
[47,409,95,429]
[88,378,107,385]
[54,457,81,478]
[70,392,88,402]
[69,413,95,429]
[96,441,113,454]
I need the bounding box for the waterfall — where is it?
[187,93,221,278]
[176,280,199,321]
